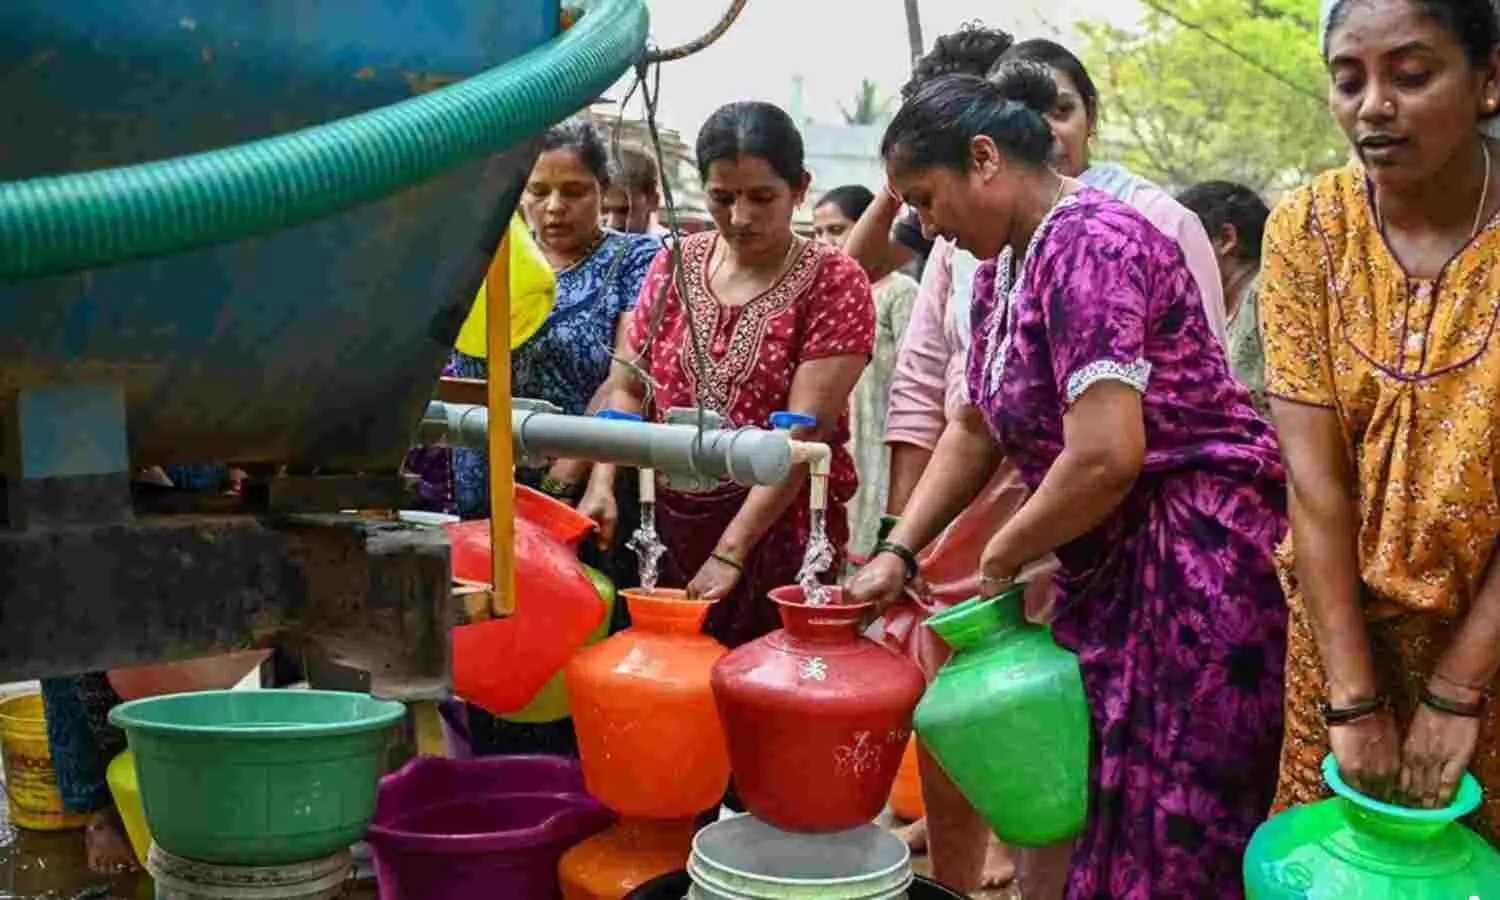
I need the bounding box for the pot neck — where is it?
[1324,755,1480,844]
[624,590,711,635]
[926,588,1028,652]
[776,600,867,643]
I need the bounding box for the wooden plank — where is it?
[437,376,487,407]
[452,579,494,622]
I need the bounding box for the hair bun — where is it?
[987,59,1061,118]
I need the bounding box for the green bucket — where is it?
[109,690,406,866]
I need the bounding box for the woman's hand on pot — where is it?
[845,553,908,618]
[576,485,617,549]
[1329,708,1403,801]
[1399,699,1482,808]
[978,532,1023,596]
[687,554,742,603]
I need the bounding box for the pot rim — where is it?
[1322,754,1482,823]
[366,792,609,852]
[766,585,871,614]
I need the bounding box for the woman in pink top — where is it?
[996,43,1227,344]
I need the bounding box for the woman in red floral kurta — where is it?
[580,101,874,648]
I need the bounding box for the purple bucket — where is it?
[367,755,612,900]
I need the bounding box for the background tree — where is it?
[840,78,895,126]
[1079,0,1346,194]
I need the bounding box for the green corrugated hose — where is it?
[0,0,648,282]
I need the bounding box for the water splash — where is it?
[628,501,667,591]
[797,506,835,606]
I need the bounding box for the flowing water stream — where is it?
[627,501,666,592]
[797,506,834,606]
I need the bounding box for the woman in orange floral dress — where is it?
[1264,0,1500,837]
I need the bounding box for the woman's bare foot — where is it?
[979,836,1016,889]
[893,816,928,852]
[85,807,138,874]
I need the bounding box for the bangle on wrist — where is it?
[710,550,744,572]
[1421,687,1486,719]
[1431,671,1487,696]
[874,540,920,583]
[539,475,585,502]
[1319,696,1386,727]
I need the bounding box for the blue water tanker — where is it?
[0,0,646,473]
[0,0,649,682]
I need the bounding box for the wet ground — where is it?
[0,802,379,900]
[0,802,144,900]
[910,856,1019,900]
[0,810,1012,900]
[0,814,1012,900]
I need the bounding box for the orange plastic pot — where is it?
[890,737,925,821]
[566,589,729,818]
[450,485,606,715]
[558,816,696,900]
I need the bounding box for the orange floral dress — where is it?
[1260,163,1500,838]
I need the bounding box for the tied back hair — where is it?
[540,117,612,186]
[694,101,806,185]
[816,184,876,222]
[902,24,1017,99]
[987,59,1062,117]
[882,74,1055,173]
[997,39,1100,120]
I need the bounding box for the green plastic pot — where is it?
[110,689,406,866]
[914,588,1090,847]
[502,563,617,725]
[1244,754,1500,897]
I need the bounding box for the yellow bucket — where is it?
[0,693,91,831]
[106,751,151,866]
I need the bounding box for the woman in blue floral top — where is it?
[419,118,661,519]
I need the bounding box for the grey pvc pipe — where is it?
[423,401,794,487]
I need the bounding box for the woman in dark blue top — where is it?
[429,118,660,519]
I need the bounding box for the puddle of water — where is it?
[0,798,379,899]
[0,805,145,900]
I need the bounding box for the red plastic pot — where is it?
[449,485,606,715]
[710,586,926,833]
